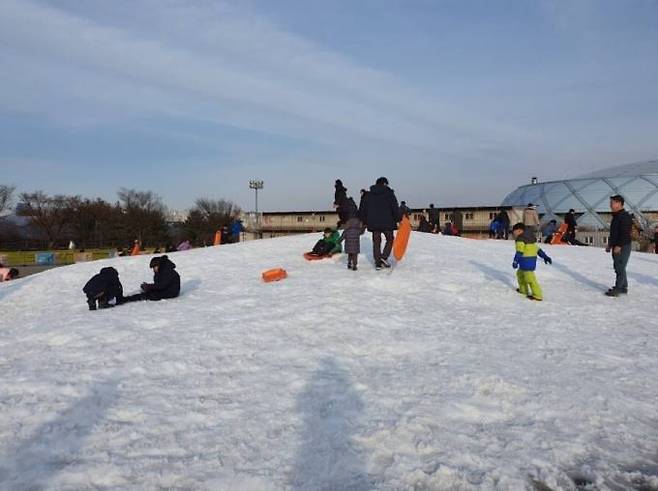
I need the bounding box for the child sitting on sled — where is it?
[308,228,342,257]
[511,223,552,301]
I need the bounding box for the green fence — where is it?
[0,249,117,266]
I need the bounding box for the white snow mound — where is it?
[1,233,657,490]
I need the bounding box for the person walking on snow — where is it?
[427,204,440,233]
[230,218,244,243]
[339,217,364,270]
[359,177,401,270]
[605,195,633,297]
[512,223,552,301]
[334,179,347,207]
[336,195,358,228]
[399,201,411,218]
[523,203,540,240]
[497,209,510,239]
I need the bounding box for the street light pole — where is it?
[249,180,264,238]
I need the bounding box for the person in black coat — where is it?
[359,177,401,269]
[605,195,633,296]
[399,201,411,218]
[334,180,347,206]
[122,255,181,303]
[83,267,124,310]
[427,204,440,233]
[497,210,510,239]
[336,196,358,228]
[418,215,433,233]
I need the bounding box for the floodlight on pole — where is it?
[249,180,264,237]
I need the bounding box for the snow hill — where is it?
[1,234,657,490]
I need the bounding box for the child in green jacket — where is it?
[309,228,342,257]
[512,223,552,301]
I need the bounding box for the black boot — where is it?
[98,298,112,309]
[87,299,97,311]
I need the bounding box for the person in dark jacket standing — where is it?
[399,201,411,218]
[427,204,440,233]
[336,196,358,227]
[83,267,123,310]
[565,209,577,235]
[123,255,181,302]
[359,177,400,270]
[334,180,347,207]
[605,195,633,297]
[498,210,510,239]
[418,215,433,233]
[339,216,364,270]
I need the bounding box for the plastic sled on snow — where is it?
[550,223,568,245]
[262,268,288,283]
[303,252,339,261]
[393,215,412,261]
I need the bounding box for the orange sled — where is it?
[550,223,568,245]
[393,215,412,261]
[262,268,288,283]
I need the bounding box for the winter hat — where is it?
[149,255,167,268]
[335,179,343,186]
[376,177,389,186]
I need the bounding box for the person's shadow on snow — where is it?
[0,378,119,489]
[469,260,516,289]
[551,262,609,291]
[180,278,202,295]
[290,358,371,490]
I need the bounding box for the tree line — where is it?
[0,185,241,250]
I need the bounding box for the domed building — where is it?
[501,159,658,246]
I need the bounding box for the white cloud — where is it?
[0,0,530,158]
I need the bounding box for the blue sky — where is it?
[1,0,657,211]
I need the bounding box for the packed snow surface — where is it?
[1,234,657,490]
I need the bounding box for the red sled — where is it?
[303,252,339,261]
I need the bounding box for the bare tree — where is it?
[117,188,169,246]
[185,198,240,244]
[18,191,76,247]
[0,185,16,216]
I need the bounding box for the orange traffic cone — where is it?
[213,230,222,246]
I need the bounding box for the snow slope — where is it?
[1,234,657,490]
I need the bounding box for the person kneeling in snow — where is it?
[511,223,552,301]
[309,228,342,257]
[83,267,124,310]
[122,255,180,303]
